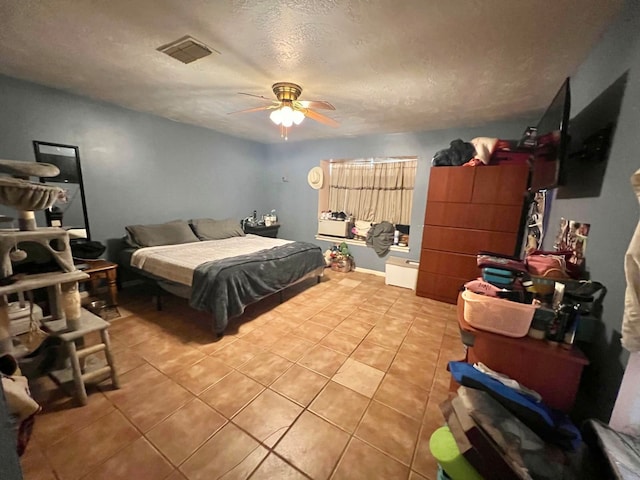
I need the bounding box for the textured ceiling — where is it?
[0,0,623,144]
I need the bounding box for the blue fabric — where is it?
[190,241,325,334]
[449,361,581,450]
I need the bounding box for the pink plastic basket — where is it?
[461,290,537,338]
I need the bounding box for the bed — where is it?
[121,219,326,335]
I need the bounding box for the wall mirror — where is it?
[33,141,91,240]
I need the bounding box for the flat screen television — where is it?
[530,78,571,191]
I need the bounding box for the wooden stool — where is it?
[46,309,120,405]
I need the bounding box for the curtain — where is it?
[328,159,416,224]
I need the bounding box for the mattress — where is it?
[130,234,292,286]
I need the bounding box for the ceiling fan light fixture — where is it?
[280,106,294,127]
[270,109,283,125]
[292,110,305,125]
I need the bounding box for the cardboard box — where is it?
[385,256,419,290]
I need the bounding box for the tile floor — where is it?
[20,269,464,480]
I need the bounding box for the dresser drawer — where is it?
[416,271,468,304]
[419,249,479,280]
[425,202,523,233]
[471,164,529,205]
[422,225,518,256]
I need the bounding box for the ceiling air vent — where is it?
[157,36,219,64]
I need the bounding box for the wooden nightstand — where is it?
[243,224,280,238]
[76,259,119,306]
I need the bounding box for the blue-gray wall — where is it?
[543,0,640,421]
[0,74,267,257]
[0,0,638,422]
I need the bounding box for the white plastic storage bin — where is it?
[385,257,419,290]
[461,290,537,338]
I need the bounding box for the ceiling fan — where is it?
[229,82,338,140]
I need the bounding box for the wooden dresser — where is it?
[416,164,529,303]
[454,293,588,412]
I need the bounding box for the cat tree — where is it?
[0,159,119,404]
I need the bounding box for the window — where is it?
[317,157,417,244]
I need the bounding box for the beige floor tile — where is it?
[309,381,370,433]
[166,469,189,480]
[249,453,308,480]
[32,392,115,446]
[375,373,430,420]
[364,325,405,350]
[351,340,397,372]
[44,409,140,480]
[270,364,329,406]
[356,400,421,465]
[132,331,184,359]
[409,470,430,480]
[200,370,264,418]
[275,411,350,480]
[337,277,362,288]
[308,310,346,328]
[298,345,347,377]
[335,318,374,338]
[146,345,207,376]
[238,351,293,385]
[180,423,268,480]
[120,377,194,432]
[333,437,409,480]
[111,348,147,375]
[147,398,227,466]
[269,334,316,362]
[319,330,363,355]
[332,358,384,398]
[233,389,303,447]
[325,302,357,318]
[388,352,437,390]
[398,337,442,362]
[210,338,264,368]
[348,307,385,324]
[19,442,57,480]
[197,335,237,355]
[294,321,332,343]
[32,270,461,480]
[170,356,234,395]
[81,437,173,480]
[100,363,167,402]
[108,318,161,346]
[240,326,288,348]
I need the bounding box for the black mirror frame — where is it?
[32,141,91,241]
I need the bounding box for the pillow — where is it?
[190,218,245,241]
[125,220,199,248]
[470,137,499,164]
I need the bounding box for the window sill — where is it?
[315,235,410,252]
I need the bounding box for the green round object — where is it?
[429,426,484,480]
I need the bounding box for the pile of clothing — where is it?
[432,137,513,167]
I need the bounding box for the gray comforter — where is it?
[190,241,325,333]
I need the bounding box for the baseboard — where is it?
[353,266,384,277]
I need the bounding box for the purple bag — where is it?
[477,251,527,274]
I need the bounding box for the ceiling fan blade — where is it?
[304,109,339,127]
[238,92,273,101]
[227,105,277,115]
[297,100,335,110]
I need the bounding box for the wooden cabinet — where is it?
[417,164,529,303]
[454,293,588,412]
